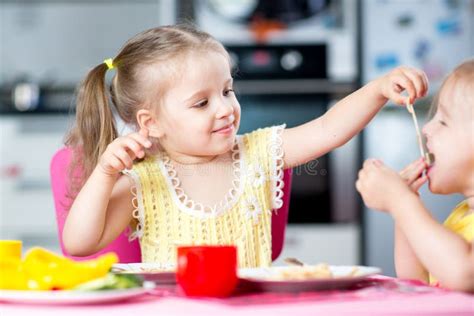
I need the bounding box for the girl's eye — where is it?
[224,88,234,97]
[193,100,208,108]
[439,120,447,126]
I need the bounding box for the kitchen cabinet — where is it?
[0,115,70,253]
[0,0,174,87]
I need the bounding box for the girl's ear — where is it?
[136,109,164,138]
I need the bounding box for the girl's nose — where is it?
[216,101,234,119]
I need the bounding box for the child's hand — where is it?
[378,67,429,105]
[399,158,429,193]
[98,128,152,176]
[356,159,417,212]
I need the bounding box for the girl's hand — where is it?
[399,158,429,193]
[378,66,429,105]
[356,159,417,212]
[98,128,152,176]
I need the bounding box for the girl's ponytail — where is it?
[66,62,117,194]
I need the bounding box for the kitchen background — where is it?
[0,0,472,276]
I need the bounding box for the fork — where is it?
[283,257,305,266]
[406,101,434,165]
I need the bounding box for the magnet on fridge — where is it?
[414,39,431,60]
[397,13,414,28]
[375,54,399,70]
[442,0,461,10]
[436,18,462,35]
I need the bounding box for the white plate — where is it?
[238,265,381,292]
[0,287,149,305]
[112,263,176,284]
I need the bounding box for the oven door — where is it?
[238,94,360,224]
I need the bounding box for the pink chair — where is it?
[50,147,291,263]
[50,147,141,262]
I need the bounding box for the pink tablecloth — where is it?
[1,277,473,316]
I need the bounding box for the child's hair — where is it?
[65,24,230,195]
[429,58,474,117]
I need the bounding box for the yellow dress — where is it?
[123,125,286,268]
[429,200,474,285]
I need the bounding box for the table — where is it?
[1,277,473,316]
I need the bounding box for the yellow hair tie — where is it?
[104,58,115,70]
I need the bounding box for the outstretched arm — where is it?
[282,67,428,167]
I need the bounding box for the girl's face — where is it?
[422,77,474,195]
[155,50,241,159]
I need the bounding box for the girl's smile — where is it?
[212,121,235,135]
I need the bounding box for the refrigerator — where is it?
[361,0,474,276]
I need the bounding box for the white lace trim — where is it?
[158,137,246,219]
[271,124,286,210]
[122,169,145,241]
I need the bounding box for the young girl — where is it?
[63,24,427,268]
[356,59,474,292]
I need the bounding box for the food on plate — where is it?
[112,264,175,274]
[273,263,333,280]
[267,264,361,281]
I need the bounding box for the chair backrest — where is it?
[50,147,291,263]
[50,147,141,263]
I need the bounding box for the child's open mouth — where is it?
[425,152,435,166]
[425,152,435,176]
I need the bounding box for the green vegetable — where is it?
[73,273,142,291]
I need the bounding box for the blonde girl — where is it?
[63,25,428,268]
[357,59,474,292]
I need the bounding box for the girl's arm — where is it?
[282,67,428,167]
[394,159,429,282]
[392,195,474,292]
[63,130,151,256]
[63,171,134,256]
[394,225,428,282]
[357,159,474,292]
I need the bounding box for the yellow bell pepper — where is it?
[7,247,119,291]
[0,257,27,290]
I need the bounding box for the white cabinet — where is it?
[0,115,69,253]
[274,224,360,266]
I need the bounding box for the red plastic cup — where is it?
[177,245,238,297]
